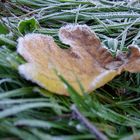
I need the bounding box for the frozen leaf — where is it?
[18,18,39,35]
[17,24,140,95]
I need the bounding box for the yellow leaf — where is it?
[17,24,140,95]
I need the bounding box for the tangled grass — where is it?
[1,0,140,139]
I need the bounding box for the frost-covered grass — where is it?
[1,0,140,139]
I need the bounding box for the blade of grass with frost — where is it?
[0,47,24,69]
[0,35,16,47]
[0,98,50,105]
[0,123,39,140]
[0,102,67,119]
[0,87,34,99]
[15,119,68,130]
[30,129,94,140]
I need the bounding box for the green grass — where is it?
[1,0,140,139]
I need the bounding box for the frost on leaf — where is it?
[17,24,140,95]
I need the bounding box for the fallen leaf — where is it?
[17,24,140,95]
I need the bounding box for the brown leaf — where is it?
[17,24,140,95]
[119,45,140,73]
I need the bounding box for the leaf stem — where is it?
[71,104,108,140]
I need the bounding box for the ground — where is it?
[0,0,140,140]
